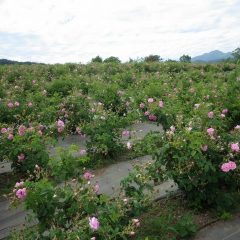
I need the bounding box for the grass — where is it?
[136,195,217,240]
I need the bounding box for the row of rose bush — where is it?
[10,153,152,239]
[0,61,239,238]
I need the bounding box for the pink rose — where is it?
[83,171,94,180]
[231,143,239,153]
[14,101,20,107]
[94,182,100,195]
[89,217,100,231]
[57,127,64,133]
[122,130,130,137]
[16,188,27,199]
[76,127,82,134]
[15,181,24,188]
[148,98,154,103]
[222,109,228,114]
[7,102,14,108]
[221,163,230,172]
[221,161,237,172]
[1,128,8,134]
[208,111,214,118]
[148,114,157,121]
[228,161,237,170]
[18,125,26,136]
[139,103,145,109]
[159,100,164,108]
[207,128,214,136]
[18,153,25,162]
[8,133,14,140]
[144,111,150,116]
[57,120,65,127]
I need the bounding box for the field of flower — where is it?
[0,61,240,239]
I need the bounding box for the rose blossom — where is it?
[148,114,157,121]
[139,103,145,109]
[221,163,230,172]
[207,128,214,136]
[208,111,214,118]
[147,98,154,103]
[89,217,100,231]
[7,102,14,108]
[83,171,94,180]
[16,188,27,199]
[18,125,26,136]
[18,153,25,162]
[14,101,20,107]
[1,128,7,134]
[222,109,228,114]
[221,161,237,172]
[144,111,150,116]
[8,133,14,140]
[94,182,100,194]
[122,130,130,137]
[57,120,65,133]
[15,181,24,188]
[159,100,164,108]
[231,143,239,153]
[76,127,82,134]
[57,120,65,127]
[58,127,64,133]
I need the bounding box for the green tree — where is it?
[179,55,191,63]
[91,56,103,63]
[103,56,121,63]
[144,55,162,62]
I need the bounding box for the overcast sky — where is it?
[0,0,239,63]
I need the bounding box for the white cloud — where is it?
[0,0,239,63]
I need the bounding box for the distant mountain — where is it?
[0,59,39,65]
[192,50,233,63]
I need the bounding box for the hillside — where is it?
[0,59,39,65]
[192,50,232,63]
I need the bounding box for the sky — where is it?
[0,0,239,63]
